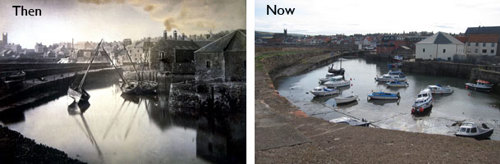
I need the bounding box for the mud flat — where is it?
[255,49,500,163]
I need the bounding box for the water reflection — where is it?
[1,73,245,163]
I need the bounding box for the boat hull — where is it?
[68,87,90,102]
[455,129,493,140]
[411,105,432,116]
[335,95,358,104]
[465,83,492,92]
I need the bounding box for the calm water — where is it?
[276,58,500,140]
[2,73,245,163]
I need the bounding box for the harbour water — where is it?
[276,57,500,140]
[1,73,245,163]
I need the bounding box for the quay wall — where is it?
[0,63,111,79]
[402,60,500,94]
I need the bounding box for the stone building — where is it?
[194,30,246,82]
[464,26,500,56]
[415,32,465,60]
[150,30,200,74]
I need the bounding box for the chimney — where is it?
[174,30,178,40]
[163,30,168,40]
[182,33,186,40]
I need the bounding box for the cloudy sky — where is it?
[256,0,500,35]
[0,0,245,48]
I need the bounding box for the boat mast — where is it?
[78,40,103,89]
[123,45,140,80]
[100,46,128,85]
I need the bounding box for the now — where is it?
[267,5,295,15]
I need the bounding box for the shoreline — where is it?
[0,125,84,163]
[255,50,500,163]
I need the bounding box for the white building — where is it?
[464,34,499,56]
[415,32,465,60]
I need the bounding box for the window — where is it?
[491,50,495,54]
[471,128,477,133]
[475,49,478,53]
[467,42,470,46]
[423,48,425,52]
[482,49,487,53]
[160,51,165,58]
[475,42,479,46]
[442,49,446,53]
[206,61,211,68]
[492,43,495,47]
[483,43,486,47]
[466,128,470,133]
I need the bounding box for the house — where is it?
[150,31,200,74]
[376,35,407,55]
[194,30,246,82]
[464,26,500,56]
[415,32,465,60]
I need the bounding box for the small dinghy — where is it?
[310,86,340,96]
[334,95,358,105]
[465,80,493,92]
[323,75,350,88]
[319,73,338,83]
[329,116,370,127]
[427,84,453,94]
[367,91,400,100]
[455,122,494,140]
[386,81,409,87]
[411,88,433,115]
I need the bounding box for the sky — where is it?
[0,0,245,48]
[256,0,500,35]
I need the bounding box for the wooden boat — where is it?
[367,91,400,100]
[310,86,339,96]
[334,95,358,104]
[411,89,433,115]
[455,122,494,140]
[323,75,350,88]
[465,80,493,92]
[119,45,158,95]
[68,40,102,102]
[329,116,370,127]
[386,81,409,87]
[3,70,26,84]
[427,84,453,94]
[328,59,345,76]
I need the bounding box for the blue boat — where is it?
[367,91,400,100]
[386,81,409,87]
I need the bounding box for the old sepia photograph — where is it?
[0,0,246,163]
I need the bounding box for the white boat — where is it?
[375,70,407,82]
[323,75,350,88]
[310,86,340,96]
[427,84,453,94]
[465,80,493,92]
[455,122,494,140]
[334,95,358,104]
[329,116,370,127]
[386,81,409,87]
[367,91,400,100]
[319,73,337,83]
[68,40,102,102]
[411,89,433,115]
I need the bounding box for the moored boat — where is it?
[323,75,350,88]
[386,81,409,87]
[329,116,370,127]
[455,122,494,140]
[427,84,453,94]
[465,80,493,92]
[411,88,433,115]
[310,86,340,96]
[367,91,400,100]
[375,70,407,82]
[334,95,358,104]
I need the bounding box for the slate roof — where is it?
[467,34,500,43]
[195,30,246,53]
[465,26,500,35]
[417,32,463,45]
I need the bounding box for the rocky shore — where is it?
[0,125,83,163]
[255,50,500,163]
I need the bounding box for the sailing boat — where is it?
[121,44,158,94]
[68,40,103,102]
[328,58,345,76]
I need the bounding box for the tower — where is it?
[173,30,178,40]
[2,33,7,46]
[163,30,168,40]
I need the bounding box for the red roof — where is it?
[467,34,500,43]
